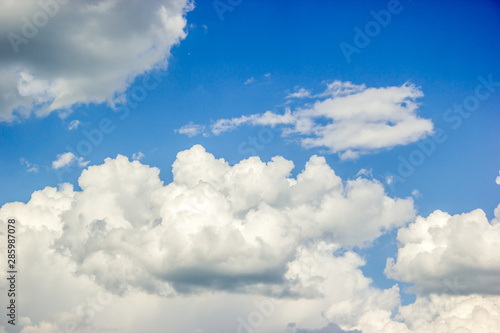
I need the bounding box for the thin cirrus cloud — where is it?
[1,145,499,332]
[177,80,434,159]
[0,0,193,122]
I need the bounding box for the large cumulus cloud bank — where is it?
[0,145,499,332]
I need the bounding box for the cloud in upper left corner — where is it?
[0,0,194,122]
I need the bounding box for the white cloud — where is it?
[2,146,499,332]
[344,292,500,333]
[178,81,434,159]
[289,323,361,333]
[52,152,77,169]
[394,294,500,333]
[20,157,39,173]
[493,203,500,225]
[287,243,402,328]
[385,208,500,295]
[245,77,256,85]
[286,88,312,99]
[52,152,89,169]
[411,189,422,198]
[316,80,366,98]
[50,145,413,297]
[78,158,90,167]
[176,122,205,137]
[132,152,145,161]
[0,145,415,331]
[496,170,500,185]
[67,120,80,130]
[0,0,193,122]
[210,109,295,135]
[355,168,373,178]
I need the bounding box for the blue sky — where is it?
[1,0,500,332]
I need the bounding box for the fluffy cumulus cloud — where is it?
[0,0,193,122]
[178,81,434,159]
[394,294,500,333]
[288,323,361,333]
[385,208,500,295]
[0,146,499,332]
[52,152,89,169]
[50,144,414,297]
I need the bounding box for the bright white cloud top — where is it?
[1,145,499,332]
[386,208,500,296]
[51,152,89,169]
[0,0,192,121]
[178,81,434,159]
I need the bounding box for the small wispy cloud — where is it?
[20,158,39,173]
[52,152,89,169]
[496,170,500,185]
[244,73,271,86]
[412,189,422,198]
[286,87,312,99]
[356,168,373,178]
[316,80,366,98]
[132,152,145,161]
[244,77,255,85]
[68,120,81,130]
[176,122,206,137]
[211,109,294,135]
